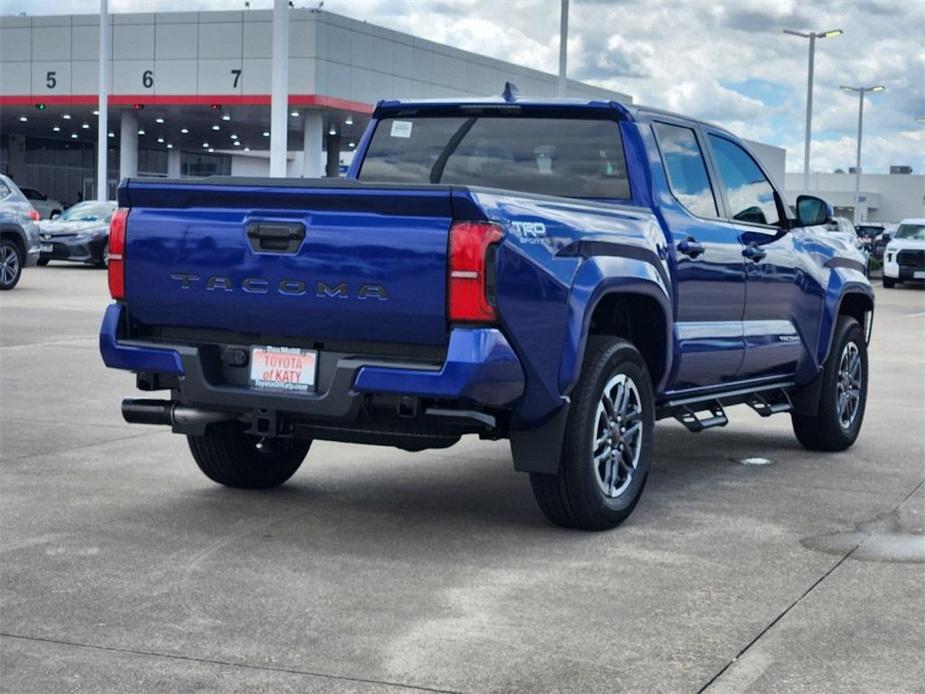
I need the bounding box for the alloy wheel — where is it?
[836,341,862,430]
[0,244,20,287]
[592,373,644,498]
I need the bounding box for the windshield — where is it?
[59,201,115,222]
[895,223,925,241]
[358,116,631,199]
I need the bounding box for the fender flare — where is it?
[558,254,672,398]
[511,255,672,476]
[818,279,874,367]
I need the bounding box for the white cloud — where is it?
[9,0,924,173]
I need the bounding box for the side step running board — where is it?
[747,389,793,417]
[660,382,796,432]
[675,402,728,432]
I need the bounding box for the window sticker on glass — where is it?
[390,120,413,138]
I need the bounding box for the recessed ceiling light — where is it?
[348,141,355,148]
[81,123,90,129]
[345,115,354,125]
[19,115,28,122]
[290,110,299,117]
[63,113,71,120]
[244,147,250,152]
[233,141,241,146]
[328,125,336,135]
[230,134,237,139]
[70,133,78,139]
[108,132,114,138]
[262,131,270,137]
[52,125,61,132]
[92,110,99,116]
[166,143,173,149]
[221,114,230,121]
[202,143,209,148]
[157,137,164,143]
[180,128,189,134]
[138,129,145,135]
[155,117,164,123]
[211,124,220,131]
[208,148,214,153]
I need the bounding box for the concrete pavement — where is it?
[1,265,923,693]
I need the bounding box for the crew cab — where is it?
[100,88,874,530]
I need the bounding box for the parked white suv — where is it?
[882,218,925,288]
[18,186,63,220]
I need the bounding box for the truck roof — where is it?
[373,93,737,140]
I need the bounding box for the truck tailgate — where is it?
[122,179,453,346]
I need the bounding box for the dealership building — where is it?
[786,171,925,224]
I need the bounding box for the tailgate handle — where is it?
[246,222,306,253]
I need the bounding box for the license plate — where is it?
[40,244,52,253]
[915,271,925,279]
[249,346,317,392]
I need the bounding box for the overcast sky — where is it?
[5,0,924,175]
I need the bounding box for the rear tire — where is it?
[529,337,654,530]
[882,277,895,288]
[187,421,310,489]
[792,316,867,452]
[0,239,23,290]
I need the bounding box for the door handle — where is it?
[246,221,306,253]
[742,244,767,263]
[677,238,705,258]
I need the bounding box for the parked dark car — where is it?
[856,224,886,257]
[38,200,117,268]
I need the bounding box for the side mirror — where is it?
[795,195,832,227]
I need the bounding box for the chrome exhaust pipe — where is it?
[121,399,236,429]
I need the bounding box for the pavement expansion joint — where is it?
[0,632,464,694]
[697,478,925,692]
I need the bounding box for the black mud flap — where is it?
[791,368,825,416]
[509,399,570,474]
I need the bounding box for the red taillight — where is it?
[28,209,40,221]
[448,220,504,323]
[108,207,129,301]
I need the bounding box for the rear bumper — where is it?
[99,303,524,418]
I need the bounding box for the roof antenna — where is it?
[501,82,520,103]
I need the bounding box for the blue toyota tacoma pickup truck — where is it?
[100,89,873,530]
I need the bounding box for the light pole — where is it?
[558,0,569,97]
[783,28,842,193]
[840,84,885,225]
[97,0,109,200]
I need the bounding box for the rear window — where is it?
[358,116,631,199]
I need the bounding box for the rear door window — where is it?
[652,122,718,218]
[359,116,631,199]
[707,134,781,227]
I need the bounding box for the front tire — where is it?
[529,337,654,530]
[187,421,310,489]
[0,239,23,290]
[792,316,868,451]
